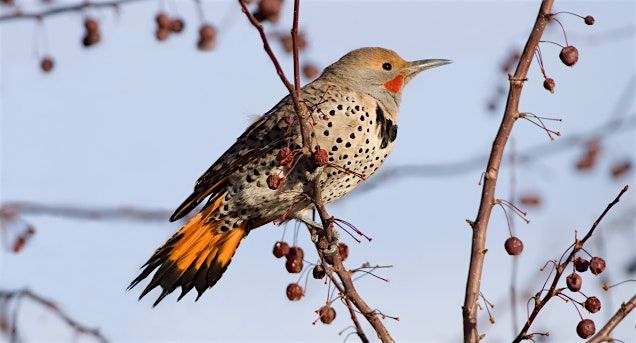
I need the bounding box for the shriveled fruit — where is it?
[504,237,524,256]
[576,319,595,339]
[566,272,582,292]
[589,256,606,275]
[559,46,579,67]
[318,305,336,324]
[286,283,303,301]
[272,241,289,258]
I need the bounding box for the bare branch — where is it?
[0,288,108,343]
[462,1,555,341]
[0,0,148,23]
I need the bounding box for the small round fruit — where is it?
[576,319,595,339]
[286,283,303,301]
[285,257,303,273]
[155,12,170,29]
[584,16,595,25]
[84,17,99,32]
[559,46,579,67]
[169,18,185,33]
[40,57,54,72]
[589,256,606,275]
[272,241,289,258]
[318,305,336,324]
[312,265,326,279]
[574,256,589,273]
[199,24,216,40]
[337,243,349,262]
[504,237,524,256]
[155,28,170,41]
[288,246,304,260]
[584,296,601,313]
[312,148,328,167]
[543,78,555,93]
[566,272,582,292]
[266,174,284,190]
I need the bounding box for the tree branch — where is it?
[0,0,149,23]
[0,288,108,343]
[462,1,555,341]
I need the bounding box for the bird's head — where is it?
[320,47,450,110]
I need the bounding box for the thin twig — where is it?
[462,1,555,342]
[0,288,108,343]
[0,0,148,23]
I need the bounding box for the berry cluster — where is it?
[539,12,595,93]
[565,255,606,338]
[154,12,185,41]
[82,17,101,47]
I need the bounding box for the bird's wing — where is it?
[169,98,291,222]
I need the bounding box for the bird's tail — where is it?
[128,198,247,306]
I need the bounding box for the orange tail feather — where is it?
[128,200,247,306]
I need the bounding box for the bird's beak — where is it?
[406,59,452,77]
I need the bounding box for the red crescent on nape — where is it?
[383,74,404,93]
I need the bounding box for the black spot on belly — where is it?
[375,103,398,149]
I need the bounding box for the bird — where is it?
[128,47,450,305]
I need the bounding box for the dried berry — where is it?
[285,257,303,273]
[286,283,303,301]
[318,305,336,324]
[82,31,101,47]
[504,237,524,256]
[519,194,542,207]
[543,78,555,93]
[576,319,595,339]
[40,56,54,73]
[584,16,595,25]
[559,46,579,67]
[197,24,217,51]
[566,272,582,292]
[324,243,349,264]
[288,246,304,260]
[312,265,326,279]
[574,257,589,273]
[280,32,307,53]
[611,161,631,179]
[155,12,170,29]
[155,28,170,41]
[272,241,289,258]
[169,18,185,33]
[589,256,606,275]
[266,174,284,190]
[303,64,319,79]
[199,24,216,40]
[337,243,349,262]
[276,147,293,167]
[254,0,282,23]
[584,296,601,313]
[84,17,99,32]
[312,147,329,168]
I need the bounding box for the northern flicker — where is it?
[129,47,450,305]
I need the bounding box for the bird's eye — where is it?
[382,62,392,71]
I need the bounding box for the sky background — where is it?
[1,1,635,342]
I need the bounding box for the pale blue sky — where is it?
[1,1,635,342]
